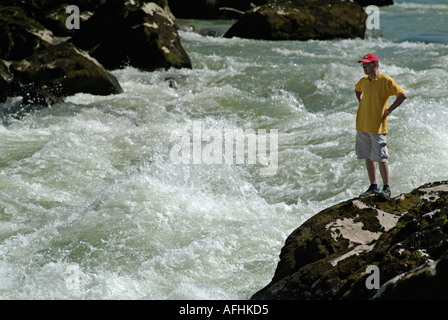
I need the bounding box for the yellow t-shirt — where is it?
[355,72,405,134]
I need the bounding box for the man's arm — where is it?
[355,91,362,102]
[384,93,407,118]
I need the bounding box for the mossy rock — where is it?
[7,42,122,113]
[0,6,53,60]
[224,0,367,40]
[371,250,448,299]
[252,181,448,300]
[168,0,268,19]
[354,0,394,7]
[38,3,94,37]
[0,59,12,103]
[69,0,191,71]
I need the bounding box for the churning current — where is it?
[0,1,447,299]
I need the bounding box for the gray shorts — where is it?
[356,131,388,162]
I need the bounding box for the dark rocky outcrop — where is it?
[0,0,46,21]
[373,250,448,299]
[0,59,12,103]
[0,1,192,116]
[355,0,394,7]
[0,0,106,14]
[223,0,367,41]
[69,0,191,71]
[6,42,122,114]
[167,0,394,20]
[39,4,94,37]
[252,181,448,299]
[168,0,268,19]
[0,6,53,61]
[38,1,170,37]
[168,0,394,19]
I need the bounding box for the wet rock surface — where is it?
[6,42,123,116]
[0,1,191,116]
[69,0,191,71]
[224,0,367,40]
[0,6,53,61]
[252,181,448,299]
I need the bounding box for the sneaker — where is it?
[359,185,380,197]
[379,187,391,200]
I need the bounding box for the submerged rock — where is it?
[224,0,367,41]
[7,42,122,112]
[70,0,192,71]
[252,181,448,299]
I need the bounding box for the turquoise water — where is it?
[0,1,447,299]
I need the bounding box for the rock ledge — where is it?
[252,181,448,299]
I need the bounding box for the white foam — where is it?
[1,11,447,299]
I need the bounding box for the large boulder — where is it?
[355,0,394,6]
[39,4,94,37]
[0,77,7,103]
[252,181,448,299]
[34,1,171,36]
[0,0,45,20]
[373,250,448,299]
[0,6,53,61]
[0,0,105,13]
[69,0,191,71]
[0,59,12,103]
[0,1,107,37]
[167,0,393,20]
[224,0,367,41]
[8,42,122,109]
[168,0,268,19]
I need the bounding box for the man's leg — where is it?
[378,161,391,199]
[359,158,380,197]
[378,161,389,187]
[365,158,377,185]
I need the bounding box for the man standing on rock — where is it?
[355,53,407,200]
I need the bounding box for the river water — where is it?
[0,1,447,299]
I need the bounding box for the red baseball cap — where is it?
[358,53,379,63]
